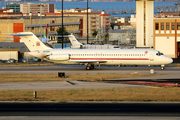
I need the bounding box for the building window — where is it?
[166,23,169,30]
[177,23,180,30]
[155,23,159,30]
[161,23,164,30]
[172,22,175,30]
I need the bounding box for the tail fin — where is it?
[56,34,82,46]
[43,24,49,39]
[68,35,82,46]
[11,32,52,51]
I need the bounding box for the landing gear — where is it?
[86,66,91,70]
[86,65,94,70]
[161,65,165,70]
[91,65,94,69]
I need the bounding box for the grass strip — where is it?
[1,88,180,101]
[0,74,160,82]
[0,62,55,67]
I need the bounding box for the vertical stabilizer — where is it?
[69,35,82,46]
[11,32,52,51]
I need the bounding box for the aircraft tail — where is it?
[11,32,52,51]
[56,34,82,46]
[43,24,49,39]
[68,35,82,46]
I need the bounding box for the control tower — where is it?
[136,0,154,48]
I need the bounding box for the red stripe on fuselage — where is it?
[70,58,149,60]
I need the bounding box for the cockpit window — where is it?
[156,51,163,56]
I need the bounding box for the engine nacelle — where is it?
[46,54,70,61]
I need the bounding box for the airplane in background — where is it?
[57,34,120,49]
[39,24,50,43]
[11,32,173,70]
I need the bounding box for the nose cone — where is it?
[166,57,173,64]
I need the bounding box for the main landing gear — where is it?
[86,65,94,70]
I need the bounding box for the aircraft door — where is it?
[150,54,154,61]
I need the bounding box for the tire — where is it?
[86,66,91,70]
[161,67,165,70]
[91,65,94,69]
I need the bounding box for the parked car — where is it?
[0,60,5,63]
[33,57,41,62]
[4,60,11,63]
[18,58,27,63]
[9,59,18,63]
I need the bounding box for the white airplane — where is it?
[57,34,120,49]
[11,32,173,70]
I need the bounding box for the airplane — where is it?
[39,24,51,43]
[57,34,120,49]
[11,32,173,70]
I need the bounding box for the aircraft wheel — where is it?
[161,65,165,70]
[161,67,165,70]
[86,66,91,70]
[91,65,94,69]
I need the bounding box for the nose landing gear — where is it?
[161,65,165,70]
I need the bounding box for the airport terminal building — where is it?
[154,18,180,58]
[0,16,83,42]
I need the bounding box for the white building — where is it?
[136,0,154,48]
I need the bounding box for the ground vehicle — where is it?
[33,57,41,62]
[9,59,18,63]
[18,58,26,63]
[4,60,11,63]
[0,60,5,63]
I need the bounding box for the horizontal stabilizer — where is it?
[10,33,33,36]
[10,32,52,51]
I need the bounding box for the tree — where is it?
[56,26,69,35]
[56,26,69,43]
[92,29,98,37]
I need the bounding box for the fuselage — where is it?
[29,49,173,66]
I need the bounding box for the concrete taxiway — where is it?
[0,65,179,90]
[0,81,150,91]
[0,65,180,79]
[0,65,179,75]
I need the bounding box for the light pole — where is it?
[38,4,44,40]
[62,0,64,49]
[29,12,32,32]
[87,0,89,44]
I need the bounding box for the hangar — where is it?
[0,48,19,60]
